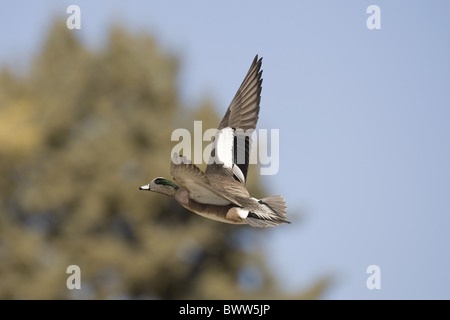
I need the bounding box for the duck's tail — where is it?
[245,195,290,228]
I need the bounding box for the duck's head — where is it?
[139,177,179,196]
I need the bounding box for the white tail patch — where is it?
[215,127,234,169]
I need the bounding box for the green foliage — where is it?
[0,20,328,299]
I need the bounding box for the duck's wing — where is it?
[205,55,263,185]
[171,154,242,206]
[217,55,263,131]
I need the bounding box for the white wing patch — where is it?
[232,165,245,184]
[215,127,234,169]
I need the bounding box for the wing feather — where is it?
[206,55,263,184]
[171,154,239,206]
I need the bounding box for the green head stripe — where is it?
[156,178,179,190]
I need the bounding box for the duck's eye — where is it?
[154,178,163,184]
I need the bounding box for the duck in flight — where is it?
[140,55,289,227]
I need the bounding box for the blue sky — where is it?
[1,1,450,299]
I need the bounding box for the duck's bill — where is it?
[139,184,150,190]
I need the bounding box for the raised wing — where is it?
[206,55,263,185]
[217,55,263,130]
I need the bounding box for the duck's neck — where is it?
[155,182,178,197]
[161,186,177,197]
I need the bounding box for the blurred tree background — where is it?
[0,20,328,299]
